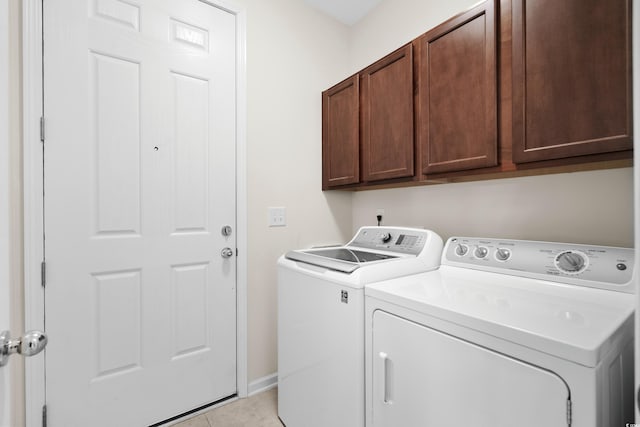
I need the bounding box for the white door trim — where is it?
[1,2,13,425]
[22,1,248,424]
[633,0,640,421]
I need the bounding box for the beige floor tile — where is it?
[174,388,282,427]
[205,388,282,427]
[172,413,211,427]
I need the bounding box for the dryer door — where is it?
[372,311,569,427]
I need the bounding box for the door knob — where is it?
[221,247,234,258]
[0,330,48,367]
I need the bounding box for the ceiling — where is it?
[303,0,383,25]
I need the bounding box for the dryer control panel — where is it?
[443,237,635,293]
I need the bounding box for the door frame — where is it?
[634,0,640,422]
[22,1,248,424]
[1,1,12,425]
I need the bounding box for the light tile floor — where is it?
[173,388,283,427]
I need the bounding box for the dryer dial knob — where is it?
[555,251,587,273]
[381,233,392,243]
[474,246,488,259]
[495,248,511,261]
[455,244,469,256]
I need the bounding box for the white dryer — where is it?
[365,237,635,427]
[278,226,443,427]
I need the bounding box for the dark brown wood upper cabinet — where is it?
[361,44,415,182]
[416,1,498,175]
[512,0,632,163]
[321,0,632,191]
[322,75,360,189]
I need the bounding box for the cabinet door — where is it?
[416,1,497,174]
[322,75,360,189]
[371,310,569,427]
[361,44,414,182]
[512,0,632,163]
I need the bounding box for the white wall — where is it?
[349,0,476,71]
[231,0,353,382]
[352,169,633,246]
[349,0,634,248]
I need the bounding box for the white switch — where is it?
[268,207,286,227]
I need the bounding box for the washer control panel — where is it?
[348,227,431,255]
[444,237,635,290]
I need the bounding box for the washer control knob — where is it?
[474,246,488,259]
[495,248,511,262]
[381,233,392,243]
[555,251,586,273]
[455,244,469,257]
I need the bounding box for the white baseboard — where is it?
[248,372,278,396]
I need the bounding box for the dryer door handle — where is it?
[379,352,391,404]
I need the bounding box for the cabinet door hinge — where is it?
[566,398,572,426]
[42,404,47,427]
[41,261,46,287]
[40,117,45,142]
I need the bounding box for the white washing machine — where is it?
[365,237,635,427]
[278,226,444,427]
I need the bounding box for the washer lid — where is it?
[365,266,635,367]
[285,248,399,273]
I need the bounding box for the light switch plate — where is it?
[268,207,286,227]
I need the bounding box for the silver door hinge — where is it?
[42,404,47,427]
[40,117,45,142]
[41,261,46,287]
[566,398,572,426]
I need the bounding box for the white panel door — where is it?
[44,1,237,425]
[371,311,569,427]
